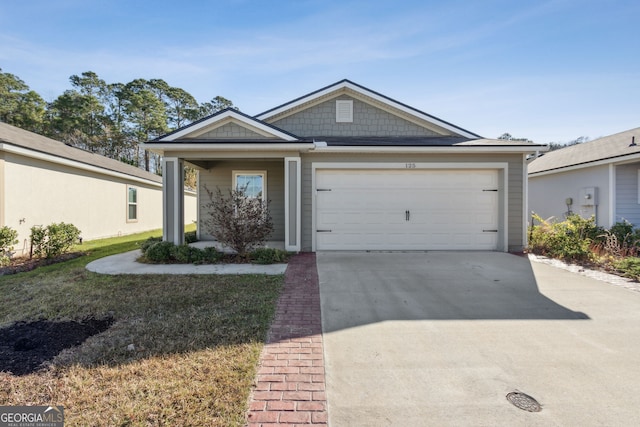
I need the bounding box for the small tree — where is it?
[203,185,273,258]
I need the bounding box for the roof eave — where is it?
[529,152,640,176]
[310,145,544,154]
[141,142,315,156]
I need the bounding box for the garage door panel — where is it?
[316,169,500,250]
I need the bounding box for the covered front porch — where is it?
[161,154,302,252]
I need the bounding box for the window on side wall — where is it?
[127,186,138,221]
[233,171,267,200]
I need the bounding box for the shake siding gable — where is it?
[188,122,274,140]
[270,96,443,138]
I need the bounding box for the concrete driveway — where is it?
[317,251,640,426]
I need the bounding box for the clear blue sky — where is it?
[1,0,638,144]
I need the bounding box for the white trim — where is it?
[311,162,509,252]
[284,157,301,252]
[0,143,162,188]
[157,110,299,142]
[256,81,479,138]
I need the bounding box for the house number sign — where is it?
[405,163,416,169]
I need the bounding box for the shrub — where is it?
[203,246,224,264]
[250,248,290,264]
[613,257,640,281]
[144,241,176,263]
[592,220,640,258]
[171,244,204,264]
[203,185,274,258]
[140,237,162,254]
[528,214,597,262]
[0,226,19,266]
[30,223,81,259]
[185,231,198,244]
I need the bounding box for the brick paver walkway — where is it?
[246,253,328,426]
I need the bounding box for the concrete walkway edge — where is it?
[85,249,287,275]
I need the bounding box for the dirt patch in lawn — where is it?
[0,317,113,376]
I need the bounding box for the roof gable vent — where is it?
[336,100,353,123]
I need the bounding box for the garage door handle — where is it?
[317,229,332,233]
[483,229,498,232]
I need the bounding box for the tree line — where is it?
[0,69,234,177]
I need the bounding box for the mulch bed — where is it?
[0,317,114,376]
[0,252,85,276]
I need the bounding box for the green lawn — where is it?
[0,227,283,426]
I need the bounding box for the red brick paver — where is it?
[247,253,328,426]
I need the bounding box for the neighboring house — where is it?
[0,122,197,256]
[529,127,640,228]
[144,79,546,252]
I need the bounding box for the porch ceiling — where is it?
[186,157,285,170]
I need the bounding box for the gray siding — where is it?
[189,122,273,140]
[299,153,527,252]
[529,165,611,227]
[198,160,285,241]
[271,95,442,138]
[616,163,640,226]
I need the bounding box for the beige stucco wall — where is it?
[2,151,197,256]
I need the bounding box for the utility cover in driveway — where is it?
[316,169,499,250]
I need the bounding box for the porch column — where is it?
[162,157,184,245]
[284,157,301,252]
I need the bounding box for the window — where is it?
[233,171,266,200]
[127,186,138,221]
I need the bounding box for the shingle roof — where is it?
[528,127,640,174]
[149,107,301,142]
[0,121,162,183]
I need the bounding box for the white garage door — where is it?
[315,169,500,250]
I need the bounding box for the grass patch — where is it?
[0,227,283,426]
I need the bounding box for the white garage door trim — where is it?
[311,162,509,251]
